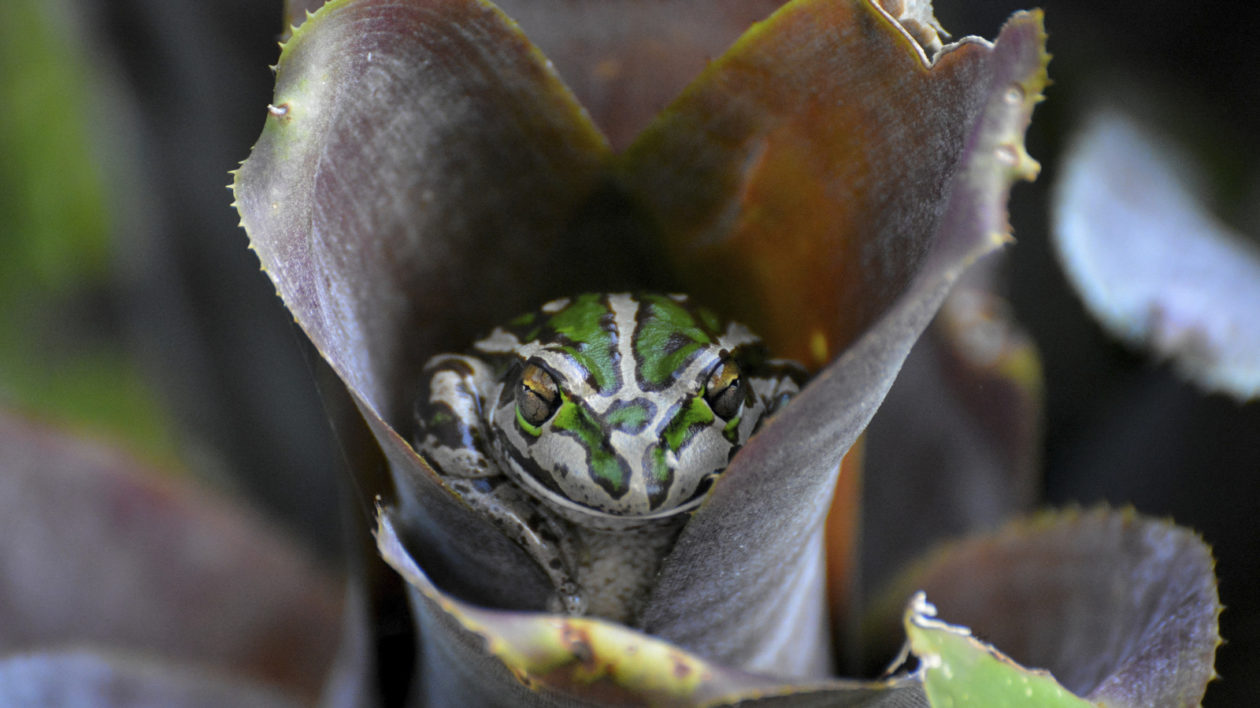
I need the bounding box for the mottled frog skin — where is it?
[413,293,804,622]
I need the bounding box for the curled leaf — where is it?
[873,508,1221,707]
[234,0,629,605]
[1053,111,1260,400]
[234,0,1048,683]
[636,4,1048,673]
[377,506,927,706]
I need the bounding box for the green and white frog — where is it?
[413,292,805,622]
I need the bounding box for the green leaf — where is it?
[905,594,1096,708]
[0,0,178,464]
[0,1,110,294]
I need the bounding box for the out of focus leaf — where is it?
[0,412,344,703]
[1053,111,1260,400]
[0,650,300,708]
[0,1,109,292]
[904,595,1094,708]
[871,509,1221,707]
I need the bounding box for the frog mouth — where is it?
[498,440,718,525]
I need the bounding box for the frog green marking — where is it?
[661,396,715,454]
[514,404,544,437]
[646,445,674,509]
[604,398,654,433]
[549,394,631,499]
[634,293,715,388]
[547,292,621,393]
[413,292,805,623]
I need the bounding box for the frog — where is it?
[413,292,805,623]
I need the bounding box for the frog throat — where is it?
[477,293,774,521]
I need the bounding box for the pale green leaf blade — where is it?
[905,594,1096,708]
[377,506,928,706]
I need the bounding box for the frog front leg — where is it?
[414,354,586,614]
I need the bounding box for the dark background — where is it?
[47,0,1260,703]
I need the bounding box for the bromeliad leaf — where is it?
[0,412,344,704]
[636,4,1048,673]
[233,0,638,609]
[489,0,787,151]
[621,2,1041,368]
[377,506,931,706]
[1053,111,1260,400]
[904,595,1097,708]
[859,287,1043,655]
[874,509,1221,707]
[234,0,1049,696]
[235,0,614,422]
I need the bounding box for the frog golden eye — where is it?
[704,359,745,420]
[518,363,559,426]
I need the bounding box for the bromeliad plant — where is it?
[222,0,1218,704]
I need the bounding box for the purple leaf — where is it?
[635,5,1048,673]
[871,508,1221,707]
[0,650,301,708]
[1053,111,1260,400]
[234,0,628,603]
[0,412,343,703]
[234,0,1048,686]
[858,286,1043,664]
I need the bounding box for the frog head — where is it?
[477,293,799,526]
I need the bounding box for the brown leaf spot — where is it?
[560,622,596,670]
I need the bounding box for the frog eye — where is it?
[517,363,560,426]
[704,359,746,420]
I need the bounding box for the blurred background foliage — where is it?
[1,0,1255,703]
[0,0,347,558]
[0,1,178,465]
